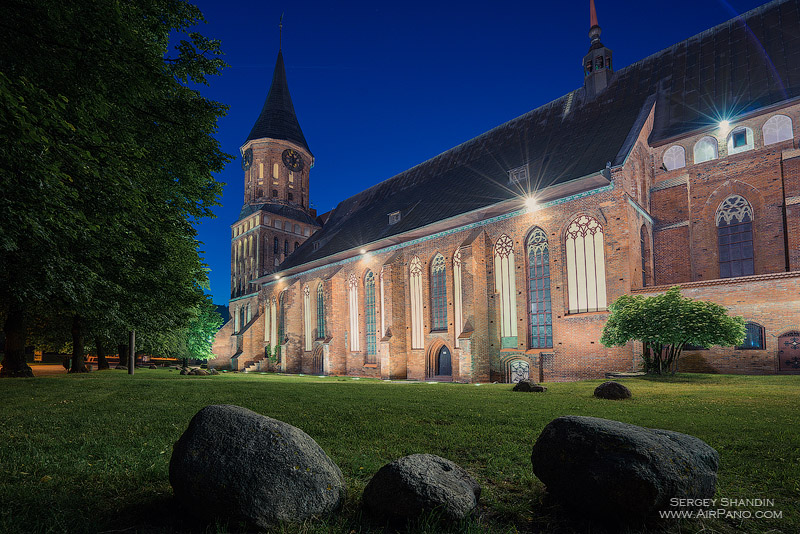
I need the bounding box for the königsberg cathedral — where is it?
[213,0,800,381]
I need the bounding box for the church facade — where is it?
[212,0,800,381]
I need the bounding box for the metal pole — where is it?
[128,330,135,375]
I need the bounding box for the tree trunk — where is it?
[0,301,34,377]
[96,338,109,370]
[182,357,188,370]
[118,344,128,368]
[70,315,89,373]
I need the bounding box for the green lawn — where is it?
[0,370,797,533]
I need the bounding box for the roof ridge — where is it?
[612,0,789,78]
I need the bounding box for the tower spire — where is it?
[583,0,613,97]
[279,12,284,50]
[589,0,601,43]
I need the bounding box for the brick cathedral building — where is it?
[213,0,800,381]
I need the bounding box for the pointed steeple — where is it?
[583,0,613,97]
[246,50,311,154]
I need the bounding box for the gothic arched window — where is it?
[526,227,552,349]
[430,254,447,331]
[303,286,312,352]
[316,283,325,339]
[693,136,718,164]
[493,234,518,339]
[269,297,277,346]
[663,145,686,171]
[763,115,793,146]
[348,273,360,351]
[565,215,607,313]
[365,271,377,361]
[409,256,424,349]
[716,195,754,278]
[277,293,286,362]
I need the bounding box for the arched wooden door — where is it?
[778,331,800,373]
[436,345,452,377]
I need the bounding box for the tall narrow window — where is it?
[284,240,289,255]
[493,234,518,339]
[379,267,386,338]
[273,237,279,254]
[316,283,325,339]
[565,215,607,313]
[409,256,424,349]
[763,115,793,146]
[640,224,651,287]
[365,271,377,361]
[716,195,754,278]
[303,286,312,351]
[264,301,271,342]
[233,305,240,333]
[273,163,279,179]
[277,293,285,362]
[453,249,463,348]
[526,227,552,349]
[348,274,360,351]
[270,297,277,348]
[430,253,447,331]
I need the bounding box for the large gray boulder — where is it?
[169,405,345,528]
[531,416,719,519]
[363,454,480,521]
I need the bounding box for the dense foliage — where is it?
[600,287,746,374]
[0,0,231,375]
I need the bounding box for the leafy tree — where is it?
[0,0,230,376]
[600,287,746,374]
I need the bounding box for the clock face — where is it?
[282,148,304,172]
[241,148,253,171]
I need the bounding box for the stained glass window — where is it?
[365,271,377,361]
[716,195,754,278]
[430,254,447,331]
[527,227,552,348]
[316,283,325,339]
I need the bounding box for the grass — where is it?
[0,370,798,533]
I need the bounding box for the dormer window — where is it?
[313,242,321,251]
[732,130,747,148]
[508,164,529,184]
[388,211,401,225]
[727,127,754,155]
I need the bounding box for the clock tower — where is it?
[230,48,319,300]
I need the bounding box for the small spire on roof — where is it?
[589,0,602,43]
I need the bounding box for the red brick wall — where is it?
[633,273,800,374]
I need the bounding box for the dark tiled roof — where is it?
[281,0,800,271]
[246,50,311,154]
[235,202,318,227]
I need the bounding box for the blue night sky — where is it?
[190,0,767,305]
